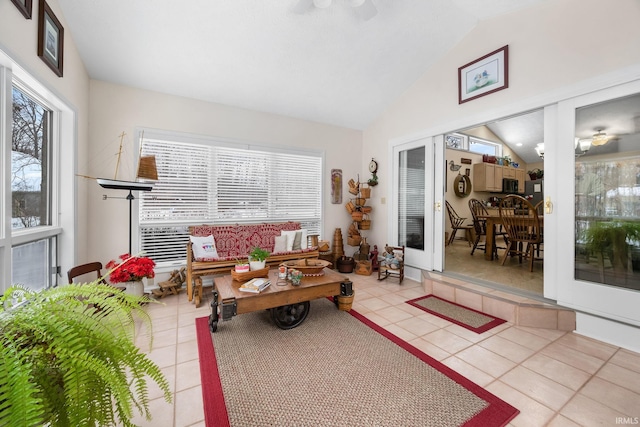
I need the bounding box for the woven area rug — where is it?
[406,295,507,333]
[196,298,518,426]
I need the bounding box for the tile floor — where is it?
[132,273,640,427]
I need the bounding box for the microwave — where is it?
[502,178,518,193]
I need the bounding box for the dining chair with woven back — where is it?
[445,201,473,246]
[468,198,508,258]
[498,195,543,271]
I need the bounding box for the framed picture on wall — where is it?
[11,0,33,19]
[445,133,468,150]
[37,0,64,77]
[458,45,509,104]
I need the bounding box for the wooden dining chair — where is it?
[445,201,472,246]
[68,261,126,291]
[499,195,543,271]
[468,198,508,258]
[534,200,544,256]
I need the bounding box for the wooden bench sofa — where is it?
[186,222,319,305]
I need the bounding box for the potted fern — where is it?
[0,282,171,426]
[249,246,270,271]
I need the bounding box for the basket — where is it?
[361,206,372,214]
[351,211,364,221]
[318,240,330,252]
[348,179,359,195]
[355,197,366,206]
[347,235,362,246]
[359,217,371,230]
[336,256,355,273]
[337,292,355,311]
[280,259,331,275]
[345,200,355,213]
[230,266,269,282]
[360,187,371,198]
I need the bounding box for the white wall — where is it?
[361,0,640,251]
[0,0,90,282]
[87,81,363,267]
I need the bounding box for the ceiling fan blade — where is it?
[356,0,378,21]
[292,0,314,14]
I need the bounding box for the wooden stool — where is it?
[152,267,185,299]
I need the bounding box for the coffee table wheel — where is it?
[209,315,218,332]
[270,301,310,330]
[333,295,340,308]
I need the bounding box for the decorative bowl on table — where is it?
[230,266,269,281]
[280,259,331,276]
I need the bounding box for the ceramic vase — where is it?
[125,280,144,297]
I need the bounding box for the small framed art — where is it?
[11,0,33,19]
[38,0,64,77]
[458,45,508,104]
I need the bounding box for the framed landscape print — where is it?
[37,0,64,77]
[11,0,33,19]
[458,45,508,104]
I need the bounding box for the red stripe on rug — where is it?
[196,316,230,427]
[345,308,519,427]
[406,294,507,333]
[196,304,519,427]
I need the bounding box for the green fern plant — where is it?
[0,282,172,426]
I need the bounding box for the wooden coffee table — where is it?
[209,268,350,332]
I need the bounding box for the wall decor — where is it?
[465,168,471,176]
[460,158,472,164]
[11,0,32,19]
[458,45,508,104]
[331,169,342,204]
[38,0,64,77]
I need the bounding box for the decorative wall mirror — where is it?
[454,174,472,197]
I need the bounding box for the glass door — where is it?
[392,136,444,272]
[556,80,640,334]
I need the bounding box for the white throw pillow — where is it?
[273,235,288,253]
[190,235,219,259]
[281,229,307,251]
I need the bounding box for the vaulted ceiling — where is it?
[57,0,546,130]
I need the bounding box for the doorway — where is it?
[442,109,545,296]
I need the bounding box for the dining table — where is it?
[478,211,543,261]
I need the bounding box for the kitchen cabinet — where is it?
[473,163,525,193]
[473,163,502,192]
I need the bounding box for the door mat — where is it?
[406,295,507,333]
[196,298,518,426]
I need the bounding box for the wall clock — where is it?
[369,159,378,173]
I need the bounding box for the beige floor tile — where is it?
[596,363,640,394]
[422,328,474,354]
[407,337,452,361]
[130,394,176,427]
[441,356,495,387]
[497,326,552,351]
[174,386,205,427]
[395,315,441,337]
[540,342,606,375]
[485,381,555,427]
[383,323,418,342]
[580,376,640,416]
[375,305,414,323]
[444,323,503,344]
[176,339,199,364]
[357,296,390,311]
[521,353,592,391]
[556,333,619,360]
[545,414,583,427]
[360,311,391,327]
[560,393,629,426]
[147,344,177,369]
[479,335,536,364]
[456,345,517,378]
[609,348,640,373]
[500,366,574,411]
[175,359,202,392]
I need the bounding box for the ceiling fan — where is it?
[293,0,378,21]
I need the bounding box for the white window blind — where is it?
[138,133,323,265]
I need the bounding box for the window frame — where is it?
[136,128,324,268]
[1,50,75,292]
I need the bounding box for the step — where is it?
[422,271,576,331]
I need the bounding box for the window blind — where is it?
[138,133,323,265]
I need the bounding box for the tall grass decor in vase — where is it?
[0,282,171,427]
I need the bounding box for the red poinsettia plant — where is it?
[105,253,156,283]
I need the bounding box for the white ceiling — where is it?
[57,0,547,130]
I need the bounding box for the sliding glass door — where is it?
[556,80,640,337]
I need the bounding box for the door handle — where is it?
[435,201,442,211]
[545,196,553,214]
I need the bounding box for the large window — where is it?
[138,131,323,266]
